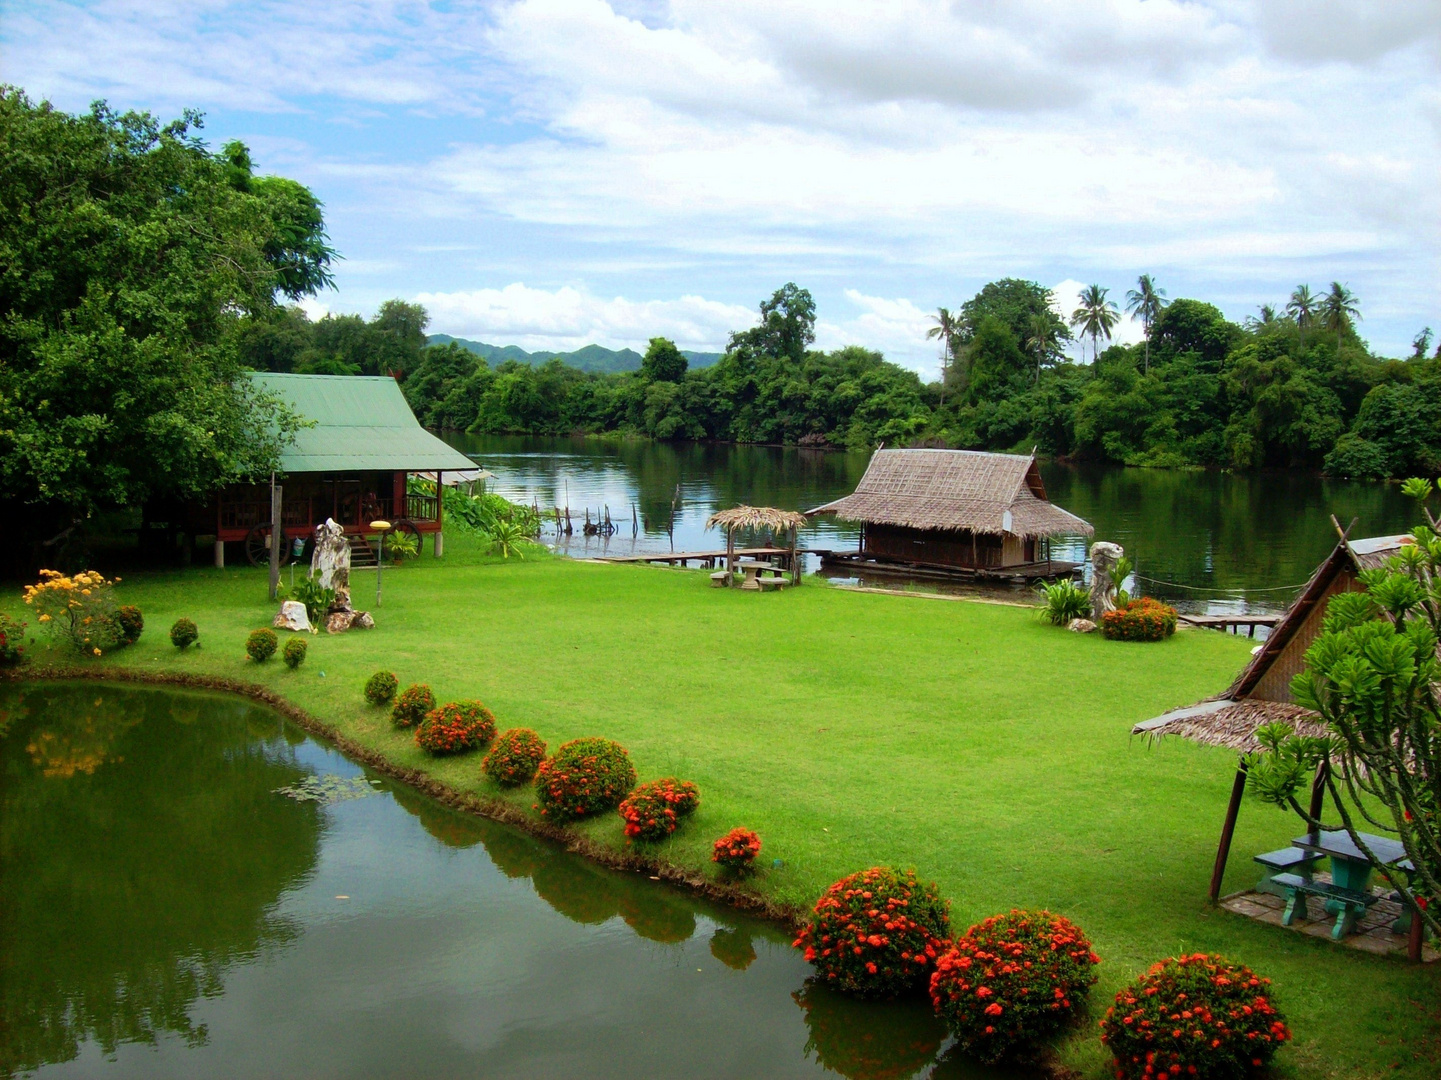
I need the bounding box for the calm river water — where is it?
[444,434,1417,615]
[0,682,1021,1080]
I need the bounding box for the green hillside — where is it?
[428,334,721,374]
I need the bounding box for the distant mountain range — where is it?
[428,335,722,374]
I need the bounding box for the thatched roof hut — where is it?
[705,506,809,586]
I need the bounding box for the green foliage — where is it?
[1036,579,1091,626]
[0,613,27,667]
[1111,555,1134,606]
[113,605,144,646]
[282,636,307,669]
[390,683,435,728]
[533,737,637,821]
[363,670,398,706]
[280,577,335,623]
[168,618,198,650]
[482,727,547,786]
[384,529,418,562]
[640,337,688,383]
[486,519,534,560]
[414,700,495,756]
[245,628,277,662]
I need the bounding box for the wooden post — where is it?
[214,538,225,568]
[791,525,800,585]
[1210,760,1249,903]
[1409,902,1425,962]
[268,477,282,601]
[726,528,735,585]
[434,471,444,556]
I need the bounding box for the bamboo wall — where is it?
[865,525,1035,568]
[1250,571,1358,702]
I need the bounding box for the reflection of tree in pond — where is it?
[529,852,625,925]
[0,682,321,1076]
[617,889,696,945]
[708,926,757,970]
[386,782,487,849]
[474,819,547,880]
[792,979,945,1080]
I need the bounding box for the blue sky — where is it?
[4,0,1438,375]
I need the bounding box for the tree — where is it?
[0,90,327,537]
[1024,313,1060,384]
[926,307,961,404]
[958,279,1068,349]
[1320,281,1360,345]
[1124,274,1167,372]
[1413,328,1433,360]
[1070,285,1120,365]
[370,299,429,379]
[640,337,688,383]
[728,283,816,362]
[1286,285,1319,346]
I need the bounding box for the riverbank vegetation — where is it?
[3,541,1435,1078]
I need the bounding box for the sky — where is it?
[4,0,1438,377]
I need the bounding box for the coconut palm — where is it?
[1070,284,1120,366]
[1322,281,1360,344]
[1024,313,1059,384]
[1124,274,1167,372]
[1286,285,1319,346]
[926,306,961,405]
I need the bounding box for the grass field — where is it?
[5,535,1437,1078]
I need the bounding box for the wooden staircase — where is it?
[347,535,378,568]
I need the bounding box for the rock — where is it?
[311,519,351,609]
[351,612,375,630]
[1068,618,1097,633]
[1089,541,1125,617]
[325,611,353,634]
[272,600,312,633]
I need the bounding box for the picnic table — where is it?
[736,557,787,591]
[1262,830,1411,940]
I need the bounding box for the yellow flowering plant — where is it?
[22,569,123,654]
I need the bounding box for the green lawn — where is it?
[5,536,1437,1078]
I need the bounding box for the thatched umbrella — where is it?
[705,506,809,585]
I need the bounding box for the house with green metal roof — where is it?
[186,373,475,567]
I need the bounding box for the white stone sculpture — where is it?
[272,600,312,633]
[311,518,372,633]
[1089,541,1125,617]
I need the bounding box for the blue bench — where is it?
[1253,847,1324,897]
[1270,872,1378,940]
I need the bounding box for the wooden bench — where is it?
[1253,847,1324,897]
[1270,872,1378,940]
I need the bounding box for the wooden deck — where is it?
[593,547,827,569]
[1178,614,1281,637]
[819,551,1081,584]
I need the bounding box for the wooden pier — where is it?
[1177,614,1280,637]
[819,550,1082,585]
[593,547,825,569]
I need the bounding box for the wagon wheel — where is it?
[385,519,423,562]
[245,523,294,568]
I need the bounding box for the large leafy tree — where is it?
[727,282,816,363]
[1124,274,1167,372]
[0,90,334,534]
[640,337,688,383]
[1070,284,1120,365]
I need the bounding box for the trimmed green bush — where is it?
[245,628,277,662]
[114,605,144,645]
[533,737,636,821]
[482,728,547,785]
[415,700,496,755]
[364,670,399,705]
[391,683,435,728]
[169,618,198,649]
[282,637,307,669]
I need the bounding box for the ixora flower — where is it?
[712,827,762,871]
[618,778,699,842]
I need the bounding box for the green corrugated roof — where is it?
[247,372,476,474]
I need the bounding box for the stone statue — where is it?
[310,518,373,633]
[1089,541,1125,617]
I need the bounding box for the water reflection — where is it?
[793,980,946,1080]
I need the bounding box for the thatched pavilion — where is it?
[705,506,808,586]
[808,449,1092,581]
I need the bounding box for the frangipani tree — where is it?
[1248,477,1441,940]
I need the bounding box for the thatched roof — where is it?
[706,505,809,533]
[808,449,1093,538]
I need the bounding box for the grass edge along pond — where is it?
[4,537,1437,1080]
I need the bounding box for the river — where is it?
[442,434,1418,615]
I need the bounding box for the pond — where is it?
[0,681,1023,1080]
[443,433,1418,615]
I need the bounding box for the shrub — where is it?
[415,700,496,755]
[245,628,277,662]
[712,827,762,872]
[1037,579,1091,626]
[619,778,700,841]
[23,569,122,655]
[169,618,198,650]
[391,683,435,728]
[281,576,335,623]
[0,614,27,667]
[1101,597,1178,642]
[282,637,307,669]
[792,867,951,999]
[364,670,399,705]
[483,727,547,785]
[929,910,1100,1065]
[533,737,637,821]
[1100,954,1290,1080]
[113,605,144,645]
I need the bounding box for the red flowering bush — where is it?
[391,683,435,728]
[483,727,547,785]
[1102,598,1178,642]
[793,867,951,999]
[1099,954,1291,1080]
[929,910,1100,1065]
[0,614,27,667]
[533,737,636,821]
[415,700,496,755]
[712,827,762,872]
[114,605,144,646]
[619,777,700,841]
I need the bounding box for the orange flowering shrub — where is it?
[712,827,762,871]
[1102,597,1178,641]
[533,737,636,821]
[415,700,496,755]
[793,867,950,999]
[245,628,277,662]
[390,683,435,728]
[619,778,700,841]
[1099,954,1290,1080]
[483,727,547,785]
[929,910,1100,1064]
[23,569,122,654]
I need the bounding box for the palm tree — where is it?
[1070,284,1119,366]
[926,306,961,405]
[1124,274,1167,372]
[1286,285,1319,346]
[1024,313,1058,384]
[1321,281,1360,344]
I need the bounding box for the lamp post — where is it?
[370,520,390,606]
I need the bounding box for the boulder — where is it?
[272,600,312,633]
[1067,617,1098,633]
[324,609,376,634]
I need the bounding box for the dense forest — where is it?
[242,279,1441,480]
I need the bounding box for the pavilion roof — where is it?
[705,506,809,533]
